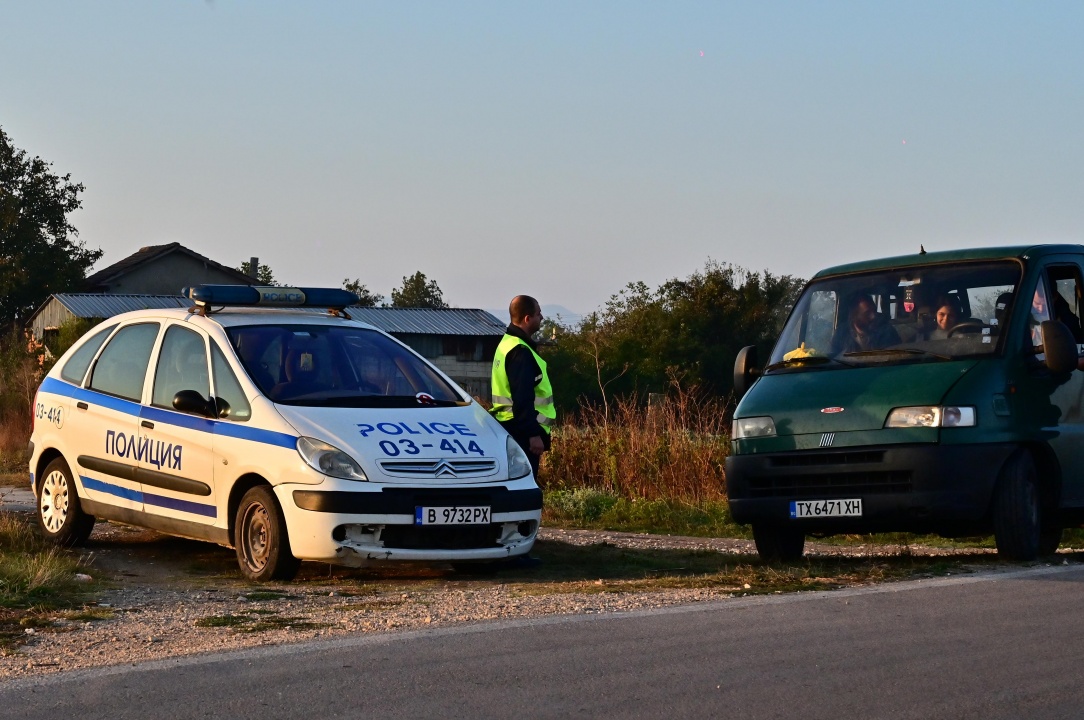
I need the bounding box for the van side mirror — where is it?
[733,345,761,399]
[1040,320,1079,376]
[173,389,214,417]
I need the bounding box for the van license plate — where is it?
[790,499,862,518]
[415,506,491,525]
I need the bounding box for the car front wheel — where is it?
[234,486,301,582]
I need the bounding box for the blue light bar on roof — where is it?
[183,285,360,309]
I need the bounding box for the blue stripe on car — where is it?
[142,490,217,517]
[40,377,297,450]
[81,476,216,518]
[81,475,141,502]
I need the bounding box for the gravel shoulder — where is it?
[0,508,1007,682]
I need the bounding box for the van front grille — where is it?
[770,451,885,467]
[747,471,912,498]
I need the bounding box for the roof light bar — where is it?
[183,285,360,309]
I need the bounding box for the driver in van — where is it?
[833,294,900,353]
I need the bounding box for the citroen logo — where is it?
[819,433,835,448]
[434,462,458,478]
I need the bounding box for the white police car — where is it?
[28,285,541,581]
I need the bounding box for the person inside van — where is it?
[833,294,900,353]
[1030,283,1051,348]
[929,294,961,340]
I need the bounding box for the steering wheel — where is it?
[947,320,990,337]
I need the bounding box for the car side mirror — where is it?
[733,345,761,399]
[1040,320,1079,376]
[173,389,214,417]
[214,397,232,419]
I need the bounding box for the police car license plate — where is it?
[790,499,862,518]
[415,506,491,525]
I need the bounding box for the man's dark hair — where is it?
[509,295,539,323]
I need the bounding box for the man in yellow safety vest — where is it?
[491,294,555,479]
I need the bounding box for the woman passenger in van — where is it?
[928,295,961,340]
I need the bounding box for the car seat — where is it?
[271,345,325,399]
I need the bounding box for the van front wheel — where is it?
[993,452,1041,561]
[235,486,301,582]
[752,523,805,562]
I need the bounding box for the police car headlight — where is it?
[506,435,533,480]
[884,406,976,428]
[732,416,776,439]
[297,437,368,481]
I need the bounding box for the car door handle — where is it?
[76,402,88,410]
[141,420,154,429]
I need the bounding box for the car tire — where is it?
[37,457,95,547]
[992,451,1041,561]
[752,523,805,562]
[234,486,301,582]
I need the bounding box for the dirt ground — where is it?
[0,504,1013,682]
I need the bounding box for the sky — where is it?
[4,2,1084,318]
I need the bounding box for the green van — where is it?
[727,245,1084,561]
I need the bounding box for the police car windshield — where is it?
[768,260,1024,369]
[226,324,467,407]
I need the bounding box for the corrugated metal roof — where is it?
[47,294,506,336]
[54,294,192,317]
[348,307,506,336]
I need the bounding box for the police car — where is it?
[28,285,542,581]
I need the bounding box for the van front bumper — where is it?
[725,443,1016,535]
[277,483,542,566]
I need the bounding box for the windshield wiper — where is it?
[842,348,953,361]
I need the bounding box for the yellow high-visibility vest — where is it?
[491,334,554,434]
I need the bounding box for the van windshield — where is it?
[768,260,1024,370]
[226,324,467,407]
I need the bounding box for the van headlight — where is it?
[297,437,368,481]
[884,406,976,428]
[506,435,533,479]
[733,416,777,439]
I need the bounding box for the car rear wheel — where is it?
[993,451,1041,561]
[752,523,805,562]
[234,486,301,582]
[37,458,95,547]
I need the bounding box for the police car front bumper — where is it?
[725,443,1016,535]
[276,482,542,566]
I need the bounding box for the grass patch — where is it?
[0,512,99,651]
[243,591,289,601]
[63,608,115,622]
[543,488,747,538]
[195,612,325,633]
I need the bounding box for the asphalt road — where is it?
[4,563,1084,719]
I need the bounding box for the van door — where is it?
[139,324,218,528]
[1023,262,1084,508]
[75,322,161,514]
